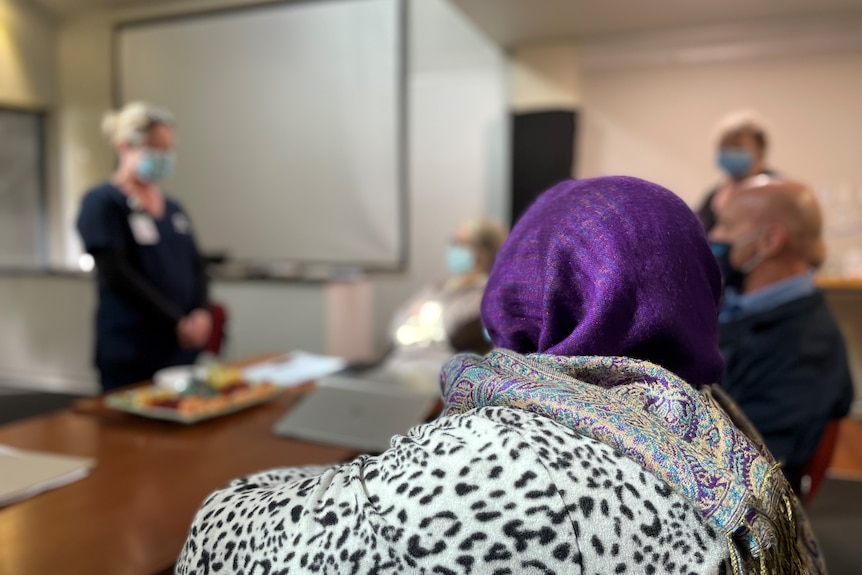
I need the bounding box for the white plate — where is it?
[153,365,205,393]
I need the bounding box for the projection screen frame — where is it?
[111,0,409,272]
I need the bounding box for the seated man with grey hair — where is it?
[708,177,853,490]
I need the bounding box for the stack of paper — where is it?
[242,351,347,388]
[0,445,95,507]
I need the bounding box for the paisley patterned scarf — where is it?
[441,350,823,575]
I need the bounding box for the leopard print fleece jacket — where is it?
[177,406,731,574]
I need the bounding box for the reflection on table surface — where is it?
[0,375,356,575]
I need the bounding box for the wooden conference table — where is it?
[0,364,359,575]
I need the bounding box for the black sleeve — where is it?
[696,189,717,233]
[194,252,209,310]
[720,321,850,472]
[93,248,185,328]
[175,201,209,310]
[78,190,127,253]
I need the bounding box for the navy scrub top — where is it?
[77,183,205,386]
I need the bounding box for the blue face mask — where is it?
[710,232,764,292]
[447,245,476,275]
[710,241,746,292]
[717,148,754,179]
[136,149,176,183]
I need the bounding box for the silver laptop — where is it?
[272,375,439,453]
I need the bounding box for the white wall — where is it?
[577,21,862,208]
[370,0,509,351]
[0,274,97,394]
[56,10,118,265]
[212,279,373,363]
[0,0,56,108]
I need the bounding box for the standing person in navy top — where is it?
[77,102,212,391]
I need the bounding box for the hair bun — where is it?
[101,102,174,146]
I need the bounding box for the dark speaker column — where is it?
[511,110,577,225]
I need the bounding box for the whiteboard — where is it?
[117,0,404,267]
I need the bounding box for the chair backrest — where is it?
[800,418,842,505]
[206,302,228,356]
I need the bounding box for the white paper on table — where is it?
[0,445,96,507]
[241,351,348,387]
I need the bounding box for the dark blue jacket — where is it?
[719,291,854,479]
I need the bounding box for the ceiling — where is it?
[24,0,862,43]
[450,0,862,45]
[25,0,182,18]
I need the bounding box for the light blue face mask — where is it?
[447,245,476,275]
[136,149,176,183]
[717,148,754,179]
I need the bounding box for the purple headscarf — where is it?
[481,176,724,385]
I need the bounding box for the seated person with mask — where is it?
[709,177,854,490]
[375,218,507,390]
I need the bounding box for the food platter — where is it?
[104,365,282,424]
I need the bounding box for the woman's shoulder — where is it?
[78,183,127,219]
[81,182,124,207]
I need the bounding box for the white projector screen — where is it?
[117,0,404,268]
